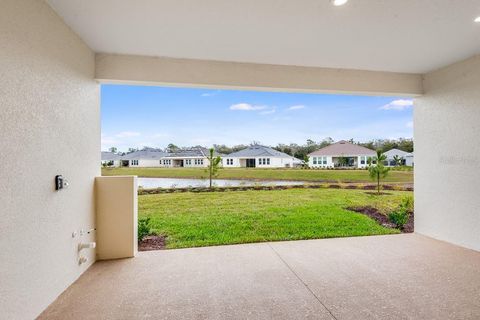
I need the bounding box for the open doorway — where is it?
[100,85,414,250]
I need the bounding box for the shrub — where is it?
[138,217,151,242]
[388,196,413,229]
[400,195,414,212]
[388,209,409,229]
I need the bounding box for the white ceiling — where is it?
[47,0,480,74]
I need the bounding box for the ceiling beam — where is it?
[96,54,423,96]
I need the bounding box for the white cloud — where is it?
[229,103,267,111]
[287,105,305,111]
[260,109,276,115]
[115,131,141,138]
[201,90,220,97]
[406,121,414,128]
[380,99,413,111]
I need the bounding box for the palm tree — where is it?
[368,150,390,194]
[393,155,404,166]
[206,148,222,188]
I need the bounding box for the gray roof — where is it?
[309,141,376,157]
[383,148,410,158]
[121,150,169,160]
[165,147,221,158]
[227,145,296,158]
[101,151,122,161]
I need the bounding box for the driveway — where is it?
[39,234,480,319]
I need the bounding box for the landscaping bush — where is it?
[388,209,409,229]
[138,217,151,242]
[388,196,413,229]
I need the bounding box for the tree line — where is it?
[108,138,413,158]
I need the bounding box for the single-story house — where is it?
[224,145,302,168]
[121,150,169,167]
[101,151,122,167]
[162,147,222,167]
[405,152,414,167]
[308,140,376,168]
[383,148,414,166]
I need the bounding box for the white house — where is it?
[308,140,376,169]
[101,151,122,167]
[383,148,413,166]
[223,145,302,168]
[405,152,414,167]
[162,147,222,167]
[121,149,168,167]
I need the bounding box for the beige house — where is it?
[2,1,480,319]
[308,141,376,168]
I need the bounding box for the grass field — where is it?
[139,188,411,249]
[103,167,413,184]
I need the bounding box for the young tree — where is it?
[368,150,390,194]
[108,147,118,153]
[206,148,222,189]
[303,155,310,168]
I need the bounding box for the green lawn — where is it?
[104,167,413,183]
[139,188,410,249]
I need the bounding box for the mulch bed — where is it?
[138,235,167,251]
[346,206,414,233]
[364,192,392,196]
[138,183,413,195]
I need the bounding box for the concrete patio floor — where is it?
[39,234,480,320]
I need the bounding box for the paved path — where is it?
[39,234,480,319]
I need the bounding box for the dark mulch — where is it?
[364,191,392,196]
[138,235,167,251]
[138,183,413,195]
[347,206,414,233]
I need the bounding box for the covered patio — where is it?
[40,234,480,320]
[2,0,480,319]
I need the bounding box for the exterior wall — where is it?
[223,157,242,167]
[309,156,333,168]
[224,157,294,168]
[357,156,369,169]
[0,1,98,319]
[415,55,480,252]
[405,155,414,166]
[309,155,369,168]
[256,157,292,168]
[95,176,138,260]
[179,157,210,167]
[126,157,211,168]
[130,159,163,167]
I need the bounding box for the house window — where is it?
[131,160,138,166]
[226,159,233,165]
[313,157,317,165]
[322,157,327,165]
[200,159,204,165]
[360,157,365,165]
[266,158,270,165]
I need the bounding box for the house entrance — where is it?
[246,159,256,168]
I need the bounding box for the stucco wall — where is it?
[0,1,98,319]
[414,55,480,251]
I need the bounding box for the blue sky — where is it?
[101,84,413,151]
